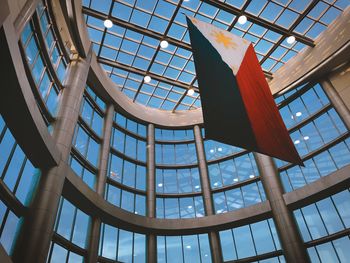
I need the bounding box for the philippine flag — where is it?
[186,16,303,165]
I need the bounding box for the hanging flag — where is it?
[186,16,303,165]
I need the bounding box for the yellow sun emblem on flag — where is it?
[212,31,237,49]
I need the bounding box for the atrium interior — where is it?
[0,0,350,262]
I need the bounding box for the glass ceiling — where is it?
[82,0,349,111]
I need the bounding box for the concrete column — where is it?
[146,123,156,262]
[87,103,114,263]
[193,125,223,263]
[147,234,157,263]
[147,123,156,218]
[193,126,213,215]
[86,218,102,263]
[254,153,309,263]
[321,78,350,130]
[96,104,115,196]
[12,53,91,263]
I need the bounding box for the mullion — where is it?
[267,219,279,251]
[133,0,185,103]
[330,195,347,230]
[248,224,259,256]
[0,208,11,237]
[12,157,28,197]
[96,0,115,58]
[0,143,18,180]
[260,0,320,66]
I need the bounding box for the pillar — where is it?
[193,125,222,263]
[321,78,350,130]
[12,51,91,263]
[146,123,157,262]
[86,103,114,263]
[254,153,309,263]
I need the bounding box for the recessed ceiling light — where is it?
[187,88,195,96]
[158,183,163,187]
[160,40,169,48]
[294,139,300,145]
[186,245,191,249]
[187,205,193,209]
[238,15,247,25]
[104,19,113,29]
[304,136,309,140]
[296,112,302,117]
[144,75,151,83]
[210,149,214,153]
[218,147,222,152]
[287,35,296,44]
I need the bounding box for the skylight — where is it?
[82,0,348,111]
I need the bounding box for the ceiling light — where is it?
[296,112,302,117]
[238,15,247,25]
[187,88,195,96]
[249,174,255,179]
[104,19,113,29]
[195,185,200,189]
[186,245,191,249]
[187,205,193,209]
[210,149,214,153]
[294,139,300,145]
[158,183,163,187]
[213,182,219,186]
[160,40,169,48]
[144,75,151,83]
[233,178,239,182]
[218,147,222,152]
[287,35,296,44]
[304,136,309,140]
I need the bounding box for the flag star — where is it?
[211,31,237,49]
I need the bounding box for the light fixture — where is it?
[296,112,302,117]
[144,75,151,83]
[195,185,200,189]
[210,149,215,154]
[218,147,223,152]
[104,19,113,29]
[287,35,296,44]
[304,136,309,140]
[186,245,191,249]
[233,178,239,182]
[187,205,193,209]
[187,88,195,96]
[157,183,163,187]
[213,182,219,187]
[294,139,300,144]
[249,174,255,179]
[238,15,247,25]
[160,40,169,48]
